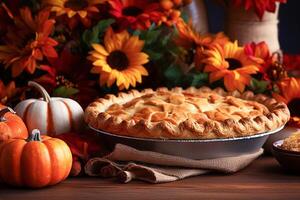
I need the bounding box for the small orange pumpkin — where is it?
[0,129,72,188]
[0,106,28,142]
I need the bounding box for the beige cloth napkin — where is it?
[85,144,263,183]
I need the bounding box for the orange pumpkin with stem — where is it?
[0,106,28,142]
[0,129,72,188]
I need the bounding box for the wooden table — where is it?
[1,156,300,200]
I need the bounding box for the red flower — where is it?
[283,54,300,77]
[108,0,162,30]
[244,42,287,81]
[36,44,98,107]
[232,0,287,19]
[55,131,108,176]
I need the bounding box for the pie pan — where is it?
[272,140,300,173]
[90,125,284,159]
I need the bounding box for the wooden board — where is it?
[1,156,300,200]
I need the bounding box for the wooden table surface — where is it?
[0,156,300,200]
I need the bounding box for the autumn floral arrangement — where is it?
[0,0,299,186]
[222,0,287,19]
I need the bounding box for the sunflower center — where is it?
[287,98,300,117]
[226,58,242,70]
[122,6,143,16]
[64,0,88,11]
[107,50,129,70]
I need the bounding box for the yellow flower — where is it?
[175,19,228,50]
[203,41,259,92]
[44,0,105,27]
[175,19,228,70]
[88,27,149,90]
[273,77,300,128]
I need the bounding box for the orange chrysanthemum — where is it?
[175,19,228,70]
[0,7,58,77]
[109,0,162,30]
[176,19,228,50]
[203,41,260,92]
[273,77,300,128]
[44,0,105,27]
[88,27,149,90]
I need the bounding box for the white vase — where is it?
[225,3,280,53]
[183,0,209,33]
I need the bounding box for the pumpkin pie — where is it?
[85,87,290,139]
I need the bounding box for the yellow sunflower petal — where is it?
[91,44,109,56]
[132,66,148,76]
[128,53,149,66]
[116,72,126,87]
[209,70,227,83]
[92,59,107,66]
[107,70,117,87]
[104,27,116,53]
[224,74,236,92]
[67,10,76,18]
[77,11,87,18]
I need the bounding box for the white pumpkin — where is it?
[14,81,84,136]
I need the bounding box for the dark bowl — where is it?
[272,140,300,174]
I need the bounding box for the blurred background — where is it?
[205,0,300,54]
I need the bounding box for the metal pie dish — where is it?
[273,139,300,173]
[90,125,284,160]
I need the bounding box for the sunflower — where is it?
[203,41,260,92]
[175,19,228,50]
[87,27,149,90]
[44,0,105,27]
[108,0,162,30]
[0,7,58,77]
[175,19,228,70]
[273,77,300,128]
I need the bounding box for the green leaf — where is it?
[82,19,115,47]
[145,30,162,45]
[132,30,141,36]
[53,86,79,98]
[145,49,163,61]
[163,64,183,86]
[186,73,209,87]
[249,78,269,94]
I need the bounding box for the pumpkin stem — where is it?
[0,107,16,122]
[28,81,51,103]
[27,129,42,142]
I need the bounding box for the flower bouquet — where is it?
[0,0,299,186]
